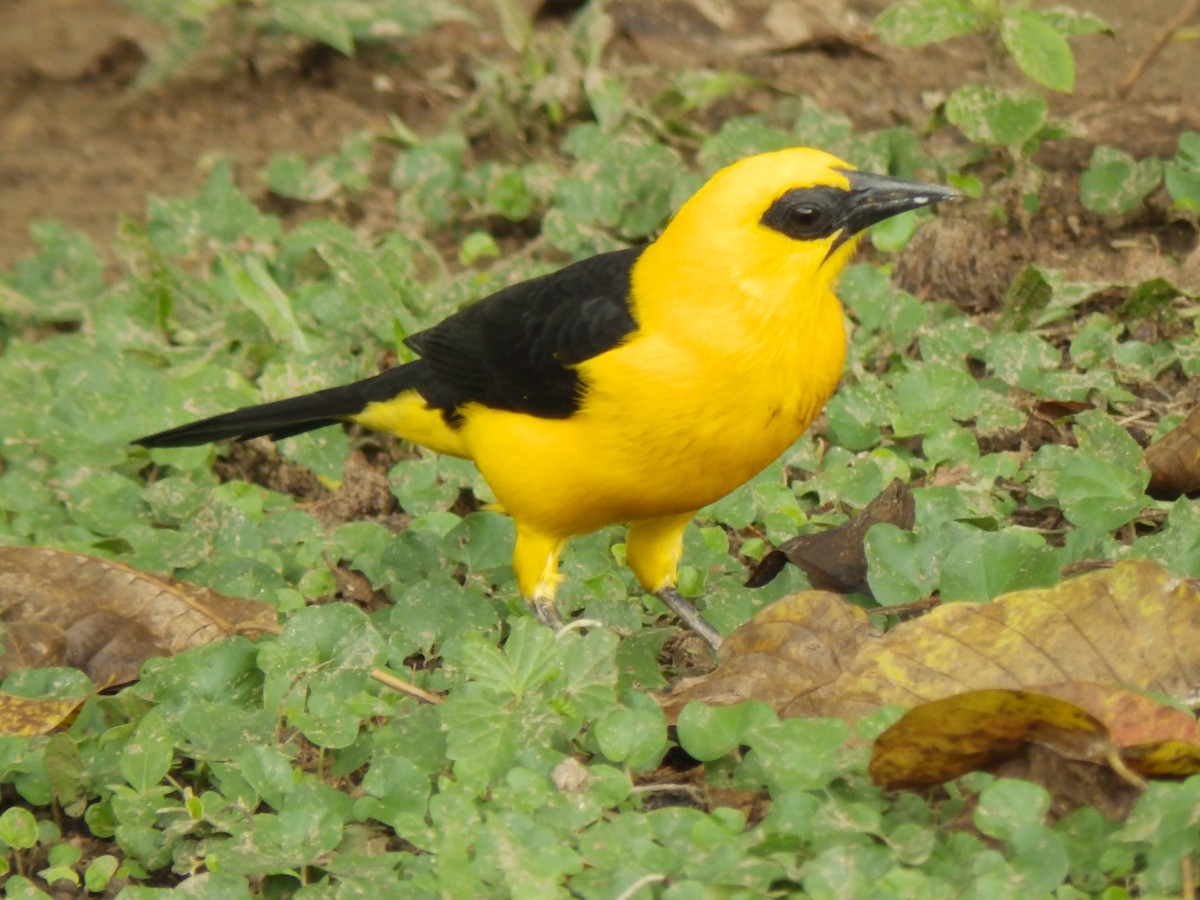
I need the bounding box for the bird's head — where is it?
[645,147,958,311]
[755,149,958,262]
[632,146,959,362]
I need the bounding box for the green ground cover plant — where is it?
[876,0,1110,220]
[2,0,1199,895]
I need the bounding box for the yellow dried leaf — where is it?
[658,560,1200,737]
[825,559,1200,721]
[869,688,1114,790]
[0,690,86,737]
[1123,740,1200,778]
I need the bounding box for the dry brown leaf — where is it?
[1123,740,1200,778]
[868,689,1115,791]
[0,690,86,737]
[610,0,869,68]
[746,478,914,594]
[0,546,278,686]
[1034,399,1094,423]
[870,683,1200,794]
[664,560,1200,806]
[657,560,1200,729]
[1036,682,1200,748]
[656,590,874,722]
[1146,405,1200,498]
[821,559,1200,722]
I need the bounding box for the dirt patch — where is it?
[0,0,1196,279]
[0,0,483,270]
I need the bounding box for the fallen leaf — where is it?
[656,590,874,722]
[869,682,1200,797]
[0,691,86,737]
[0,546,278,686]
[658,560,1200,727]
[1123,740,1200,778]
[611,0,869,68]
[868,689,1114,791]
[1036,682,1200,748]
[746,478,914,593]
[929,463,973,488]
[1146,405,1200,497]
[1034,399,1094,422]
[821,559,1200,722]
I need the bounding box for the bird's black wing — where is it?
[405,246,643,419]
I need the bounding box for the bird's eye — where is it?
[788,205,822,230]
[760,188,842,240]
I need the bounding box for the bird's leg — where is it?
[656,586,723,652]
[627,512,723,652]
[513,525,568,630]
[532,598,566,631]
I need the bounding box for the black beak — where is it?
[831,168,959,251]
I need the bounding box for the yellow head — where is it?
[635,147,956,333]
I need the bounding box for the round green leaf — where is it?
[1057,455,1148,531]
[83,855,120,892]
[864,522,940,606]
[974,778,1051,840]
[0,807,38,850]
[945,84,1047,148]
[1080,145,1162,215]
[1001,11,1075,92]
[676,701,774,762]
[875,0,981,47]
[1166,161,1200,211]
[594,705,667,768]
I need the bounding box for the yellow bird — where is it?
[137,148,956,648]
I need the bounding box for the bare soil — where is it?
[1,0,1197,280]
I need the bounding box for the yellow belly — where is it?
[461,313,845,537]
[352,286,845,542]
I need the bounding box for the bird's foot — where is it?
[531,597,566,632]
[656,587,723,653]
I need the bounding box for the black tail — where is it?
[135,364,424,448]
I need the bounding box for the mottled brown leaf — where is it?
[869,689,1114,790]
[1123,740,1200,778]
[612,0,866,68]
[1146,405,1200,498]
[746,478,914,593]
[824,559,1200,722]
[1036,682,1200,748]
[658,560,1200,739]
[0,546,278,686]
[0,690,86,737]
[871,683,1200,794]
[656,591,874,723]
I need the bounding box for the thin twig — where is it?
[630,782,706,801]
[371,666,443,704]
[613,874,667,900]
[1117,0,1200,96]
[1104,747,1148,791]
